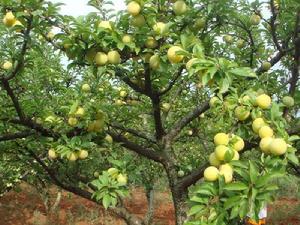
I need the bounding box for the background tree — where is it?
[0,0,299,225]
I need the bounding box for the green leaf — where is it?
[287,152,299,165]
[288,135,300,142]
[188,205,205,216]
[224,195,242,209]
[224,182,248,191]
[249,161,259,184]
[228,67,257,78]
[102,194,111,209]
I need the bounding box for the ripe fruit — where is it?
[145,37,158,48]
[122,35,133,44]
[232,136,245,152]
[167,46,184,63]
[234,106,250,121]
[48,149,58,159]
[209,96,220,107]
[105,134,113,143]
[120,90,127,98]
[95,52,108,66]
[204,166,219,181]
[117,174,128,185]
[259,137,273,153]
[186,58,197,71]
[47,31,55,40]
[209,152,221,167]
[269,138,287,155]
[258,126,273,138]
[187,130,193,136]
[82,84,91,92]
[223,35,233,44]
[214,133,229,146]
[215,145,229,161]
[173,0,187,16]
[232,151,240,160]
[13,20,23,32]
[252,118,265,133]
[219,169,233,183]
[178,170,185,177]
[68,152,78,161]
[127,1,141,16]
[78,150,88,159]
[256,94,271,109]
[3,11,16,27]
[153,22,168,35]
[282,96,294,107]
[162,103,171,112]
[75,107,85,117]
[219,163,233,174]
[132,15,146,27]
[250,14,261,25]
[262,61,271,71]
[2,61,13,70]
[149,54,160,70]
[195,18,206,29]
[108,168,119,177]
[68,117,78,126]
[237,39,245,48]
[98,21,112,30]
[107,50,121,64]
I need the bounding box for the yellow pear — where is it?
[256,94,271,109]
[98,21,112,30]
[215,145,229,161]
[204,166,219,181]
[122,35,133,44]
[95,52,108,66]
[127,1,141,16]
[149,54,160,70]
[269,138,287,155]
[167,46,184,63]
[145,37,158,48]
[214,133,229,146]
[258,126,273,138]
[2,61,13,70]
[173,0,187,16]
[78,150,88,159]
[3,11,16,27]
[48,149,58,159]
[107,50,121,64]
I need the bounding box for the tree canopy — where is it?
[0,0,299,225]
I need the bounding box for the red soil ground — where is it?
[0,183,299,225]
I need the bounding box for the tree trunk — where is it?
[171,190,188,225]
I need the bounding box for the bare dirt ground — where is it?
[0,183,299,225]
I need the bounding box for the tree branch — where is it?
[0,130,35,142]
[165,100,210,143]
[1,79,25,120]
[5,16,33,81]
[109,122,156,144]
[159,66,184,96]
[107,131,165,163]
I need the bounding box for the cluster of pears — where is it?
[2,11,23,29]
[254,117,288,155]
[114,89,128,106]
[127,1,146,27]
[234,93,272,122]
[205,133,245,183]
[68,105,85,127]
[93,50,121,66]
[48,148,89,161]
[107,167,128,186]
